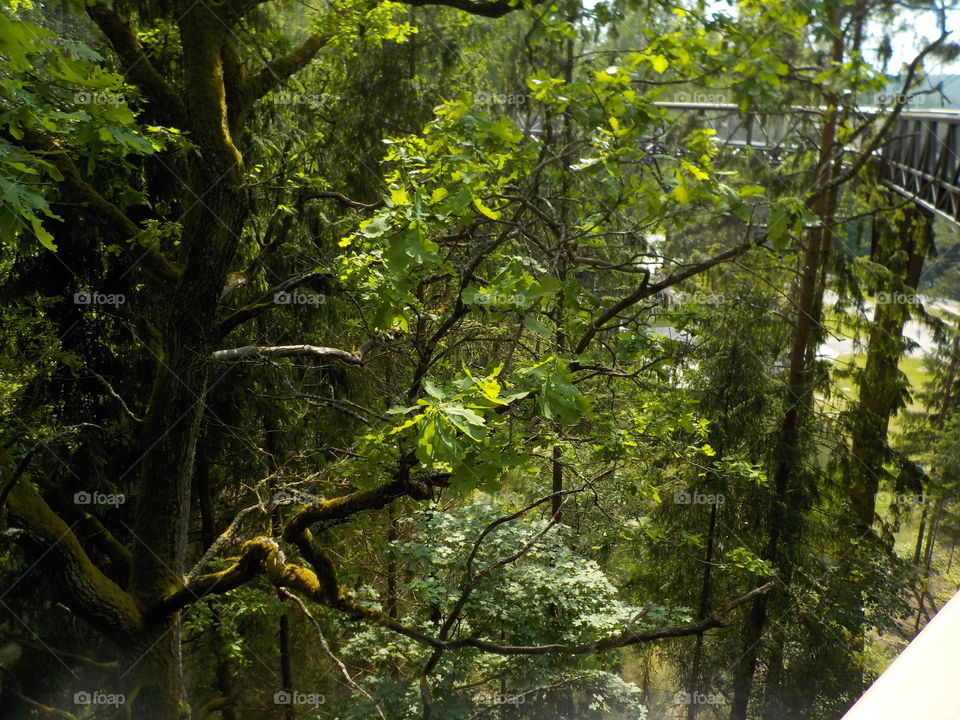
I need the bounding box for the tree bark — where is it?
[730,16,843,718]
[686,496,718,720]
[849,205,929,533]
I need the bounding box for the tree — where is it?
[0,1,775,718]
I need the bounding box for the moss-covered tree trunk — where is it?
[848,205,929,532]
[121,5,247,715]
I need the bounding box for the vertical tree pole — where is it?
[730,10,843,718]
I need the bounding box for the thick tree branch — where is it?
[86,4,187,126]
[281,473,445,542]
[4,479,141,638]
[218,272,326,335]
[76,510,133,577]
[161,530,773,656]
[156,537,279,615]
[243,33,333,107]
[1,633,118,671]
[186,504,262,583]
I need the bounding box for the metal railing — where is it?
[654,102,960,225]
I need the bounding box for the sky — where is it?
[876,6,960,73]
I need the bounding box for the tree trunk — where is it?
[124,15,247,709]
[686,496,718,720]
[731,17,843,717]
[849,205,929,533]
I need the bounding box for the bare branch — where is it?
[279,588,388,720]
[824,32,950,194]
[218,272,326,335]
[301,189,384,211]
[443,580,775,655]
[87,370,143,423]
[574,237,763,354]
[209,344,364,366]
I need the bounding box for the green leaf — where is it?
[28,214,56,251]
[522,314,553,338]
[360,215,391,238]
[649,54,669,73]
[767,203,791,249]
[423,379,446,400]
[473,198,501,220]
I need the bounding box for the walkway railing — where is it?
[654,102,960,225]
